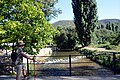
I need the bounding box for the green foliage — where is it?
[40,0,62,21]
[52,20,75,28]
[98,19,120,32]
[78,49,115,69]
[78,49,96,58]
[101,30,119,46]
[0,0,58,55]
[93,19,120,46]
[94,29,114,44]
[102,45,117,50]
[111,32,120,45]
[52,19,120,48]
[72,0,98,47]
[54,26,79,49]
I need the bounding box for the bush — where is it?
[78,49,96,59]
[104,45,117,50]
[78,47,120,74]
[97,44,117,50]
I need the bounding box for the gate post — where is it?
[113,52,116,75]
[27,58,29,76]
[69,55,71,76]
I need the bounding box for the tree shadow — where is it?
[35,65,113,76]
[37,68,70,76]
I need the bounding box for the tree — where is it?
[0,0,58,54]
[95,29,113,44]
[54,26,79,49]
[111,23,115,32]
[72,0,98,47]
[101,24,104,29]
[115,26,119,32]
[40,0,62,21]
[110,32,120,45]
[106,22,111,30]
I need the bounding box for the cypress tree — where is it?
[72,0,98,47]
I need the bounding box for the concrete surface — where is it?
[0,75,120,80]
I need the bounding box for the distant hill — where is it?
[98,19,120,31]
[99,19,120,24]
[52,19,120,29]
[52,20,75,28]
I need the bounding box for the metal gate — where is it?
[26,55,113,76]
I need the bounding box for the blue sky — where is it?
[50,0,120,23]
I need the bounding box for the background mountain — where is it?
[99,19,120,25]
[52,19,120,29]
[52,20,75,28]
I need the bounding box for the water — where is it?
[34,51,82,76]
[52,51,80,56]
[29,51,113,76]
[42,50,82,64]
[33,51,81,64]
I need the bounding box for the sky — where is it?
[50,0,120,23]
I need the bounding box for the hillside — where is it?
[52,19,120,29]
[52,20,75,28]
[99,19,120,25]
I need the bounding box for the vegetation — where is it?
[0,0,58,55]
[78,49,120,74]
[94,19,120,45]
[53,20,75,28]
[40,0,62,21]
[53,19,120,51]
[0,0,120,76]
[54,26,79,50]
[72,0,98,47]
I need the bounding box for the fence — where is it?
[84,51,120,75]
[0,52,120,76]
[26,55,86,76]
[25,54,115,76]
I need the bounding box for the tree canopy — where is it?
[54,26,79,50]
[0,0,58,54]
[40,0,62,21]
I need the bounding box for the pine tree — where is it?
[72,0,98,47]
